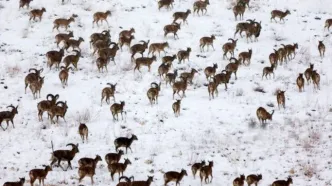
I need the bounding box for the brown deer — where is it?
[3,178,25,186]
[24,68,43,94]
[271,10,291,23]
[166,69,178,86]
[48,101,68,124]
[37,94,59,122]
[62,50,81,70]
[208,77,219,100]
[204,63,218,80]
[29,76,45,99]
[108,158,132,181]
[225,57,241,80]
[172,99,181,117]
[233,2,246,21]
[158,63,171,79]
[256,107,274,124]
[222,38,238,59]
[105,150,124,165]
[119,28,135,39]
[90,30,110,48]
[148,42,169,56]
[233,174,245,186]
[173,10,191,24]
[164,22,181,39]
[78,166,96,184]
[29,166,52,186]
[318,40,325,58]
[193,0,210,16]
[271,177,293,186]
[238,49,252,66]
[46,49,65,70]
[262,64,275,79]
[277,47,287,65]
[276,90,286,109]
[101,83,117,106]
[50,142,79,171]
[147,82,161,105]
[158,0,174,10]
[200,35,216,52]
[296,73,305,92]
[245,21,262,43]
[133,56,157,72]
[55,31,74,48]
[98,43,120,64]
[114,135,138,153]
[172,77,189,99]
[59,66,73,88]
[281,43,298,60]
[96,56,110,73]
[53,17,75,31]
[200,161,214,184]
[246,174,262,186]
[233,19,255,38]
[164,169,187,186]
[192,161,206,179]
[63,37,84,52]
[180,68,198,84]
[93,10,111,27]
[29,8,46,22]
[214,70,232,90]
[78,123,88,143]
[19,0,32,9]
[162,54,177,67]
[118,35,135,51]
[177,47,191,63]
[110,101,125,121]
[0,105,19,131]
[311,70,320,90]
[269,49,279,68]
[130,40,150,58]
[304,63,314,84]
[324,19,332,31]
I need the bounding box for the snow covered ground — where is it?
[0,0,332,185]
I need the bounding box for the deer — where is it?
[276,90,286,109]
[118,35,135,51]
[207,78,219,100]
[29,166,52,186]
[311,70,320,90]
[59,66,73,88]
[238,49,252,66]
[238,0,250,9]
[180,68,198,84]
[162,54,177,67]
[199,35,216,52]
[164,169,187,186]
[204,63,218,80]
[200,161,213,184]
[269,49,279,68]
[90,30,111,48]
[78,166,96,184]
[133,56,157,72]
[297,73,305,92]
[192,161,206,179]
[3,177,25,186]
[324,19,332,31]
[93,10,111,27]
[233,174,245,186]
[245,21,262,43]
[147,82,161,105]
[158,63,171,79]
[277,47,287,65]
[214,70,232,90]
[262,64,275,79]
[63,37,84,52]
[29,76,45,99]
[37,94,59,121]
[108,159,132,181]
[62,50,81,70]
[130,40,150,58]
[47,101,68,124]
[318,40,325,58]
[78,155,102,168]
[55,31,74,48]
[177,47,191,63]
[92,38,112,55]
[105,150,124,165]
[165,70,178,86]
[271,177,293,186]
[233,19,256,38]
[225,57,241,80]
[304,63,314,84]
[164,22,181,39]
[172,76,189,99]
[96,56,110,73]
[222,38,238,59]
[173,9,191,24]
[19,0,32,9]
[46,49,65,70]
[233,1,246,21]
[193,0,210,16]
[130,176,154,186]
[117,176,135,186]
[148,42,169,57]
[50,142,79,171]
[114,134,138,153]
[172,99,181,117]
[29,7,46,22]
[0,105,18,131]
[158,0,174,10]
[246,174,262,186]
[110,101,125,121]
[281,43,298,60]
[271,9,291,23]
[256,107,274,124]
[24,68,43,94]
[53,16,75,31]
[101,83,117,106]
[119,28,135,39]
[98,43,120,64]
[78,123,88,143]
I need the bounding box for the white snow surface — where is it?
[0,0,332,185]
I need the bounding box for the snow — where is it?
[0,0,332,185]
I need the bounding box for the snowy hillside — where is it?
[0,0,332,185]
